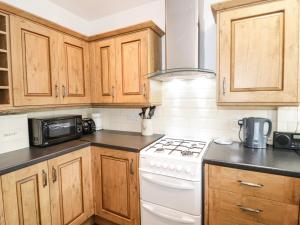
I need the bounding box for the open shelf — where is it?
[0,12,11,107]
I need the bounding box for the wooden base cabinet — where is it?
[48,148,94,225]
[204,165,300,225]
[212,0,299,105]
[1,147,93,225]
[0,178,6,225]
[92,147,140,225]
[1,161,52,225]
[90,29,163,106]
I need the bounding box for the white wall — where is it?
[1,0,90,34]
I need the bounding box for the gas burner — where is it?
[181,150,194,156]
[155,148,164,152]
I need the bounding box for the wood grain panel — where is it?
[217,0,299,104]
[10,15,60,106]
[92,146,140,225]
[64,43,85,96]
[60,34,90,104]
[208,165,299,204]
[1,161,52,225]
[48,147,93,225]
[89,39,115,103]
[115,30,148,104]
[101,155,130,217]
[0,178,5,225]
[209,188,299,225]
[231,12,284,91]
[22,30,52,96]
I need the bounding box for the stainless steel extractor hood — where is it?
[148,0,215,81]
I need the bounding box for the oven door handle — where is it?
[141,174,194,190]
[142,203,195,224]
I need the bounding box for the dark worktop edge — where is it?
[0,141,91,176]
[203,159,300,179]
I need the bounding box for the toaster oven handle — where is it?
[141,174,194,190]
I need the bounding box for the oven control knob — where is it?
[156,162,161,168]
[169,165,175,170]
[150,161,155,167]
[176,165,182,172]
[163,163,168,169]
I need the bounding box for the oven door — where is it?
[139,171,201,215]
[43,118,78,145]
[141,200,201,225]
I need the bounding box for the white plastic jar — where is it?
[91,113,102,131]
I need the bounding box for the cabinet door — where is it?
[1,162,51,225]
[90,39,116,103]
[115,31,148,103]
[60,35,90,104]
[218,0,298,104]
[0,177,5,225]
[93,147,140,225]
[10,15,60,106]
[48,147,93,225]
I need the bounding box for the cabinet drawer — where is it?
[209,189,299,225]
[208,165,299,204]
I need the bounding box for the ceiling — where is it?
[49,0,156,21]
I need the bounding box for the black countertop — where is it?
[0,130,164,176]
[81,130,164,152]
[204,142,300,178]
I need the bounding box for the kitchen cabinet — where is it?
[10,15,61,106]
[1,161,52,225]
[0,177,5,225]
[10,15,90,107]
[90,28,163,106]
[60,34,91,104]
[48,147,93,225]
[204,164,300,225]
[92,146,140,225]
[90,38,116,103]
[212,0,299,105]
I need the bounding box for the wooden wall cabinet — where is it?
[10,15,61,106]
[92,146,140,225]
[212,0,299,105]
[1,147,93,225]
[10,15,90,107]
[204,164,300,225]
[90,29,162,106]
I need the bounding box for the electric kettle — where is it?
[238,117,272,149]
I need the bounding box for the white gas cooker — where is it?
[139,137,211,181]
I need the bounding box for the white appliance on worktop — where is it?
[0,114,29,154]
[139,137,210,225]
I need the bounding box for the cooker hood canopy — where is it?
[148,0,215,81]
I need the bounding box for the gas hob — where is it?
[139,137,211,181]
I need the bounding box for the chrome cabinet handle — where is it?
[143,83,147,98]
[55,84,59,98]
[42,170,48,187]
[111,86,115,98]
[237,204,262,213]
[62,85,67,98]
[222,77,226,95]
[238,180,264,188]
[130,159,134,175]
[52,166,57,183]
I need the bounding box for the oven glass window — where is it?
[48,119,75,139]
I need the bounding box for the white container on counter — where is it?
[142,119,153,136]
[91,113,102,131]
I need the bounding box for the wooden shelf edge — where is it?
[0,86,9,89]
[0,67,8,71]
[0,49,7,53]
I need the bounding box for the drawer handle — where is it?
[238,180,264,188]
[237,204,262,213]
